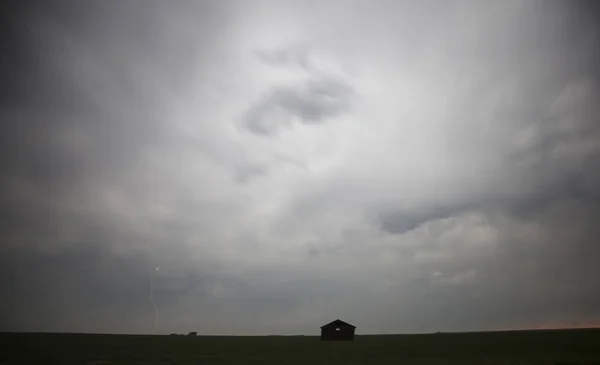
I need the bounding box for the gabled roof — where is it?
[320,319,356,329]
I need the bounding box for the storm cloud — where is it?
[242,77,354,135]
[1,0,600,335]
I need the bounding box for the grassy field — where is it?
[1,329,599,365]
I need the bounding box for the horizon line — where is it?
[2,326,600,337]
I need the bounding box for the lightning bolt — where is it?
[149,267,159,334]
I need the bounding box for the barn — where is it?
[320,319,356,341]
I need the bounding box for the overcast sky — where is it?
[1,0,600,335]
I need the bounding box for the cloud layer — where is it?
[1,0,600,335]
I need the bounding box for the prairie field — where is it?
[1,329,599,365]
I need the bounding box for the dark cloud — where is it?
[243,78,354,135]
[0,0,233,333]
[0,241,227,333]
[0,243,147,332]
[2,0,600,335]
[372,177,600,332]
[378,205,470,235]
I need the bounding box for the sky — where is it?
[1,0,599,335]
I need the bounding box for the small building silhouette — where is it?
[320,319,356,341]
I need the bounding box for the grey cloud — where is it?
[2,0,600,335]
[0,242,228,333]
[0,0,237,332]
[0,0,226,201]
[255,44,311,69]
[369,210,600,332]
[0,244,149,332]
[373,119,600,330]
[377,205,471,235]
[373,183,600,331]
[243,78,354,135]
[233,164,267,184]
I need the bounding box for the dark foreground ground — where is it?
[1,328,600,365]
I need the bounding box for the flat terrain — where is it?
[1,329,600,365]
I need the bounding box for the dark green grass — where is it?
[1,328,600,365]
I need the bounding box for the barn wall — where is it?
[320,326,355,341]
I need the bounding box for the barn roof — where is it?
[320,319,356,329]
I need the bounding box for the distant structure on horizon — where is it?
[320,319,356,341]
